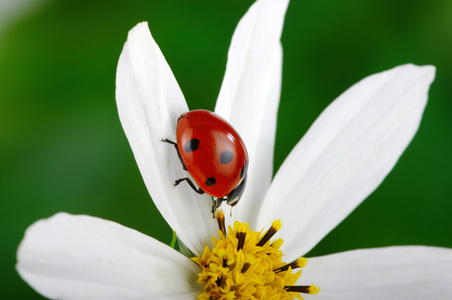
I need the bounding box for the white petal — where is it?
[256,64,436,259]
[215,0,288,227]
[116,22,217,253]
[17,213,202,300]
[301,246,452,299]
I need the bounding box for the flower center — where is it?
[191,211,319,300]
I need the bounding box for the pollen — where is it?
[191,210,319,300]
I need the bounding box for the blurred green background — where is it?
[1,0,451,298]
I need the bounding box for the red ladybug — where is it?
[163,109,248,214]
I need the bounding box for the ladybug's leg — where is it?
[161,138,187,171]
[174,177,205,195]
[211,198,224,217]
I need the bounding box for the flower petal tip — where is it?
[403,63,436,82]
[126,22,151,43]
[422,64,436,81]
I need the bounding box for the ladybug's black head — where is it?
[226,175,247,207]
[226,160,248,207]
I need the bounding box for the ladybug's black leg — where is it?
[211,198,224,218]
[174,177,205,195]
[161,138,187,171]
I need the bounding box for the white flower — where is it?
[17,0,452,299]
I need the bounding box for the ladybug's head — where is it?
[226,159,248,207]
[225,176,247,207]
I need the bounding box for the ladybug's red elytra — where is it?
[163,109,248,215]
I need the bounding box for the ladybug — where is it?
[163,109,248,215]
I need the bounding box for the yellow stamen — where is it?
[272,219,282,231]
[308,284,321,295]
[216,210,226,236]
[296,257,308,269]
[191,211,319,300]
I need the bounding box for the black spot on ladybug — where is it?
[220,150,233,164]
[205,177,216,186]
[184,139,199,153]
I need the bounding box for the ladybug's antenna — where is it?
[230,206,233,217]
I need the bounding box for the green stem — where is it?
[170,230,177,249]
